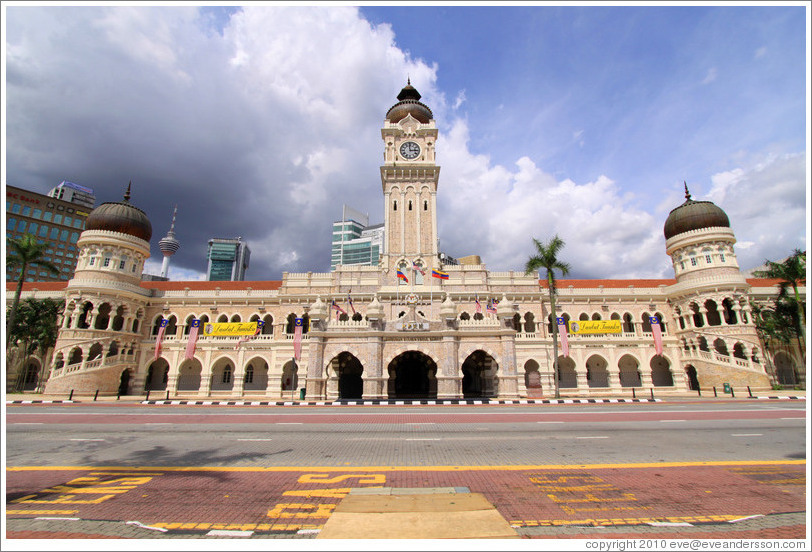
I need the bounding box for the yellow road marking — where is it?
[6,510,79,515]
[6,459,805,472]
[511,514,745,527]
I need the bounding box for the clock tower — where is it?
[380,80,440,275]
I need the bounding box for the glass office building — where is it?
[331,206,384,270]
[6,184,95,282]
[206,237,251,281]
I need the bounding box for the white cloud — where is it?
[707,151,807,271]
[754,46,767,59]
[453,90,466,110]
[701,67,718,85]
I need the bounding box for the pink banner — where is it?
[184,319,200,360]
[651,316,663,356]
[556,317,569,358]
[153,319,167,361]
[293,317,304,360]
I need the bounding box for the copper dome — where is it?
[663,183,730,240]
[385,80,433,124]
[85,182,153,242]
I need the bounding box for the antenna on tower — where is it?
[158,205,181,279]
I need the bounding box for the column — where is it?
[437,334,460,399]
[498,334,519,398]
[233,349,246,397]
[305,335,325,399]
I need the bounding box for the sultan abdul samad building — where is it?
[7,82,806,400]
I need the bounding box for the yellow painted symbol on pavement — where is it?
[297,474,386,484]
[266,503,336,519]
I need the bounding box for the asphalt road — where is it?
[6,400,806,467]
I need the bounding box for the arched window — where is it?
[622,313,634,333]
[591,312,601,321]
[393,200,397,211]
[408,200,413,211]
[245,364,254,384]
[423,200,428,211]
[223,365,232,383]
[641,313,652,332]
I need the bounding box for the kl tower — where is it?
[158,206,180,279]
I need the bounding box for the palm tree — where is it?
[7,298,61,391]
[525,235,571,398]
[6,233,60,347]
[753,249,806,361]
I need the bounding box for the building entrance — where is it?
[388,351,437,399]
[335,352,363,399]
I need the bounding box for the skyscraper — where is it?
[331,205,383,270]
[206,237,250,281]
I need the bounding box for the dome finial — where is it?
[124,181,132,202]
[407,75,411,86]
[684,181,691,201]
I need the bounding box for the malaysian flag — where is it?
[184,318,200,360]
[557,317,569,358]
[331,299,347,320]
[347,290,356,314]
[475,295,482,314]
[486,299,497,314]
[235,320,263,350]
[293,317,304,360]
[153,318,168,361]
[650,315,663,356]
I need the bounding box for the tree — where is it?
[5,233,60,347]
[525,235,571,398]
[753,249,806,362]
[6,298,62,391]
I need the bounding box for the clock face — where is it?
[399,141,421,160]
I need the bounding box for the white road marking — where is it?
[206,530,253,537]
[575,436,608,439]
[237,438,274,441]
[406,438,441,441]
[69,438,105,441]
[731,433,763,437]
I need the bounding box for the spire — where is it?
[124,181,132,202]
[168,205,178,236]
[684,181,691,201]
[159,205,181,278]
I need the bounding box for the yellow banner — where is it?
[569,320,622,335]
[202,322,258,336]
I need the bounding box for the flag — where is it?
[486,299,497,314]
[412,262,425,276]
[650,315,663,356]
[153,318,168,361]
[557,316,569,358]
[396,269,408,283]
[293,317,304,360]
[475,295,482,314]
[347,290,356,314]
[236,320,263,350]
[184,318,200,360]
[431,269,449,280]
[331,299,347,321]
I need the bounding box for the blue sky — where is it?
[3,3,808,281]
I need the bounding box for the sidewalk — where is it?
[5,389,806,405]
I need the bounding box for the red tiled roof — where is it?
[5,281,69,292]
[540,279,677,288]
[140,280,283,291]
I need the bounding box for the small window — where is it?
[393,200,397,211]
[7,218,15,230]
[43,212,52,222]
[408,200,413,211]
[89,257,96,266]
[38,226,48,237]
[223,366,232,383]
[17,220,26,231]
[60,229,69,241]
[32,209,42,219]
[119,259,126,270]
[690,258,697,266]
[679,261,685,270]
[64,216,72,226]
[424,200,428,211]
[70,232,79,243]
[11,203,22,213]
[29,223,39,234]
[50,228,59,239]
[22,206,31,216]
[54,214,63,224]
[705,255,712,264]
[103,256,111,267]
[720,253,726,262]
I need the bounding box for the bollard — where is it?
[166,390,170,400]
[632,388,636,399]
[69,389,74,401]
[94,389,99,401]
[650,388,654,400]
[117,391,120,401]
[145,390,150,401]
[713,386,717,397]
[747,386,752,397]
[730,386,735,398]
[697,387,701,397]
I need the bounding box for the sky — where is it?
[3,2,809,282]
